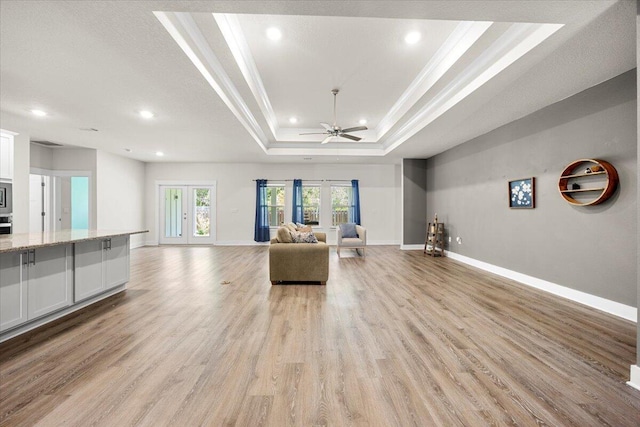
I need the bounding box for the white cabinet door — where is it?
[0,252,27,331]
[27,245,73,320]
[105,236,129,290]
[0,135,13,181]
[74,240,105,302]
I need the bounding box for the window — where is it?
[331,185,352,226]
[266,185,285,226]
[302,185,320,225]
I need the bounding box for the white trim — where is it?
[382,22,563,154]
[0,129,19,137]
[367,240,400,246]
[376,21,492,139]
[161,14,560,158]
[214,13,279,139]
[130,240,145,249]
[154,12,269,152]
[627,365,640,391]
[445,251,637,322]
[156,181,217,245]
[400,244,424,251]
[215,241,270,246]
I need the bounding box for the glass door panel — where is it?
[160,186,187,244]
[160,184,215,245]
[188,186,215,244]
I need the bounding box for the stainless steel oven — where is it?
[0,182,12,215]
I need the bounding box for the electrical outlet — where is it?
[448,236,452,243]
[456,237,462,244]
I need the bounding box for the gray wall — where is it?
[402,159,427,245]
[425,70,637,307]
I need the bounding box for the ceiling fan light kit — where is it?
[299,89,368,144]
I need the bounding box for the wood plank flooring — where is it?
[0,245,638,426]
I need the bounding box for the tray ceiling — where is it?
[0,1,635,163]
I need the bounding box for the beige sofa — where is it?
[269,231,329,285]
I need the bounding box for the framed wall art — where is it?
[509,177,535,209]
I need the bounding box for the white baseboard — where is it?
[215,241,270,246]
[445,251,637,322]
[130,241,145,249]
[627,365,640,391]
[365,240,401,246]
[400,244,424,250]
[144,240,159,246]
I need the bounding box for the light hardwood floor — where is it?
[0,245,638,426]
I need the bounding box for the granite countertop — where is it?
[0,229,148,253]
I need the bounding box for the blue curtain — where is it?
[254,179,270,242]
[350,179,361,225]
[292,179,303,224]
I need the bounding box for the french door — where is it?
[159,185,216,245]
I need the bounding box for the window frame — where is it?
[331,184,352,228]
[301,184,321,227]
[266,183,286,228]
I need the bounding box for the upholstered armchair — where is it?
[336,224,366,257]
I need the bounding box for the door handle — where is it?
[29,250,36,266]
[22,251,29,266]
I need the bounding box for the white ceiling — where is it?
[0,1,635,164]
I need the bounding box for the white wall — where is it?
[30,146,98,230]
[144,162,401,246]
[96,151,146,248]
[29,143,53,170]
[12,132,30,233]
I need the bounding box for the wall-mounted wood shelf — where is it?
[560,188,605,194]
[557,159,618,206]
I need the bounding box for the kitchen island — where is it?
[0,229,147,342]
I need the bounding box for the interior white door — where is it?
[159,185,216,245]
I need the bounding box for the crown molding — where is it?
[375,20,492,140]
[214,13,279,139]
[383,22,563,154]
[154,11,269,152]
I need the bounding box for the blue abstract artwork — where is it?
[509,177,535,208]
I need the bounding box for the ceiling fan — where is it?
[300,89,368,144]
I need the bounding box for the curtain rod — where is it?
[252,179,353,182]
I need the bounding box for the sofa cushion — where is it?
[285,223,297,232]
[340,223,358,238]
[276,226,293,243]
[291,231,318,243]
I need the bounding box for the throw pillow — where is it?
[276,226,293,243]
[297,225,312,232]
[340,223,358,238]
[285,223,297,232]
[291,231,318,243]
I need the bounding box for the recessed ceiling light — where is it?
[139,110,155,119]
[266,27,282,41]
[289,117,298,124]
[404,31,421,45]
[30,109,47,117]
[155,151,164,157]
[359,119,367,125]
[124,148,132,153]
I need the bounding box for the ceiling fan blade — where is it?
[320,122,332,130]
[320,135,334,144]
[299,132,329,135]
[339,133,362,142]
[341,126,368,133]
